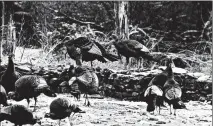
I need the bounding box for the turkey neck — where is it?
[12,92,24,101]
[166,64,174,79]
[0,111,13,122]
[6,58,15,74]
[0,113,11,122]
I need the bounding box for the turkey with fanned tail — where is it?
[143,58,173,114]
[144,85,163,114]
[163,60,186,115]
[68,66,99,106]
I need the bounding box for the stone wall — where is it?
[13,63,212,103]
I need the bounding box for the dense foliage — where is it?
[0,1,212,53]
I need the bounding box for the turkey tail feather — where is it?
[88,44,102,56]
[140,53,157,62]
[173,98,186,109]
[147,94,157,112]
[144,85,163,97]
[156,96,164,107]
[144,85,163,112]
[104,53,119,61]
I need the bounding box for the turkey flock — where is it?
[0,35,188,126]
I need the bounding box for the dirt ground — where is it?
[1,94,212,126]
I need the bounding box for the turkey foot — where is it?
[83,101,91,107]
[30,105,39,107]
[87,101,91,107]
[174,109,177,116]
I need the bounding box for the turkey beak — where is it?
[52,93,57,97]
[8,92,14,100]
[72,105,86,113]
[74,107,85,114]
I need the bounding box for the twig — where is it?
[44,39,63,58]
[20,46,26,62]
[42,5,105,31]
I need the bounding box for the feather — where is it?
[140,45,150,53]
[163,59,186,115]
[77,71,93,86]
[146,94,157,112]
[9,75,56,111]
[144,85,163,113]
[68,77,77,86]
[45,97,84,123]
[0,85,9,106]
[1,55,21,93]
[144,85,163,97]
[0,104,38,125]
[165,87,182,100]
[70,66,99,106]
[88,43,102,56]
[173,99,186,109]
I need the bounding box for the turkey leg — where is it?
[33,97,37,111]
[125,57,129,70]
[27,98,30,108]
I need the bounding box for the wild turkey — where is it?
[147,58,173,88]
[143,58,173,114]
[109,35,161,70]
[95,67,103,85]
[70,80,81,101]
[8,75,57,111]
[163,61,186,115]
[0,104,40,126]
[59,80,81,101]
[144,85,163,114]
[0,85,9,106]
[45,97,85,126]
[1,54,21,93]
[68,66,99,106]
[71,91,81,101]
[63,36,119,67]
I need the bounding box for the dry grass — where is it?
[1,46,211,75]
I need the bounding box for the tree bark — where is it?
[1,1,5,64]
[114,1,129,39]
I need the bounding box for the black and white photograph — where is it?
[0,1,212,126]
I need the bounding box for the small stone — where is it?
[57,67,63,72]
[156,121,166,124]
[149,117,159,121]
[199,119,209,122]
[198,96,206,102]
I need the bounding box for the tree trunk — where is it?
[7,14,16,56]
[114,1,120,36]
[12,19,16,55]
[114,1,129,39]
[1,1,4,64]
